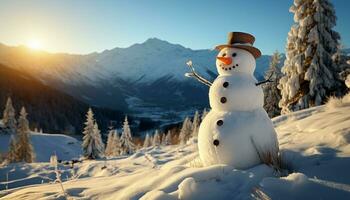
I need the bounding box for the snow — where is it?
[0,132,82,162]
[1,94,350,199]
[346,74,350,88]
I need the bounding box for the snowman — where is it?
[185,32,279,169]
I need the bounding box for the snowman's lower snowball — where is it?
[198,108,279,169]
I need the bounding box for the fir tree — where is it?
[263,51,283,118]
[16,107,35,163]
[278,0,344,113]
[82,108,104,159]
[2,97,17,131]
[179,117,192,145]
[143,133,152,148]
[165,130,172,145]
[152,130,161,146]
[7,135,17,163]
[191,110,200,137]
[333,44,350,85]
[161,132,166,146]
[119,116,135,155]
[112,130,121,156]
[105,128,116,157]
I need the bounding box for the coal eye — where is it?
[232,53,237,57]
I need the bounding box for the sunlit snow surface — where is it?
[1,95,350,199]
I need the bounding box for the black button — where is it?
[223,82,229,88]
[220,97,227,103]
[217,120,223,126]
[213,139,220,146]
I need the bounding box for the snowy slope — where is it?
[0,132,82,162]
[2,94,350,199]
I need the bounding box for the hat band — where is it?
[232,42,252,46]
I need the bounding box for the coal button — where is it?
[213,139,220,146]
[220,97,227,103]
[216,120,223,126]
[223,82,229,88]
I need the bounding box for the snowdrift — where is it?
[0,132,82,162]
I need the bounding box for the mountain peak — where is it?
[143,37,172,46]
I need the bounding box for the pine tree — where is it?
[7,135,17,163]
[82,108,104,159]
[263,51,283,118]
[161,133,166,146]
[92,122,105,157]
[165,130,172,145]
[152,130,161,146]
[333,44,350,85]
[105,128,116,157]
[143,133,152,148]
[179,117,192,145]
[278,0,344,113]
[119,116,135,155]
[112,130,121,156]
[2,97,17,131]
[191,110,200,137]
[16,107,35,163]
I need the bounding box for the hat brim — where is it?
[215,44,261,58]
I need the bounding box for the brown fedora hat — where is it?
[215,32,262,58]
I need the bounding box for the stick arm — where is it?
[184,61,212,87]
[255,71,274,86]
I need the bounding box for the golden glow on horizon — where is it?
[26,39,43,50]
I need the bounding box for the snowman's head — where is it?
[216,47,256,76]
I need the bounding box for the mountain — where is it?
[0,63,124,134]
[0,39,274,123]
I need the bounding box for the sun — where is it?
[26,39,43,50]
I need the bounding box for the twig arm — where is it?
[256,72,274,86]
[184,61,212,87]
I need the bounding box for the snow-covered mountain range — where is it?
[0,39,273,116]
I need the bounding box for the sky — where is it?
[0,0,349,55]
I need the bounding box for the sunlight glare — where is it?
[26,39,43,50]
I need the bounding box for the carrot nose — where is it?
[217,56,232,65]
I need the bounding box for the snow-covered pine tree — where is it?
[6,135,17,163]
[92,122,105,158]
[119,116,135,155]
[161,132,166,146]
[105,128,116,157]
[149,135,154,147]
[82,108,104,159]
[278,0,344,113]
[263,51,283,118]
[165,130,172,145]
[179,117,192,145]
[143,133,151,148]
[152,130,161,146]
[333,44,350,86]
[16,107,35,163]
[2,97,17,131]
[201,108,208,121]
[191,110,200,137]
[112,130,121,156]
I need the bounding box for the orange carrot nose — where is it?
[217,56,232,65]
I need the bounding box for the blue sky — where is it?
[0,0,349,55]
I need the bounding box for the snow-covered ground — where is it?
[1,94,350,199]
[0,132,82,163]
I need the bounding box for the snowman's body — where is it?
[197,44,279,169]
